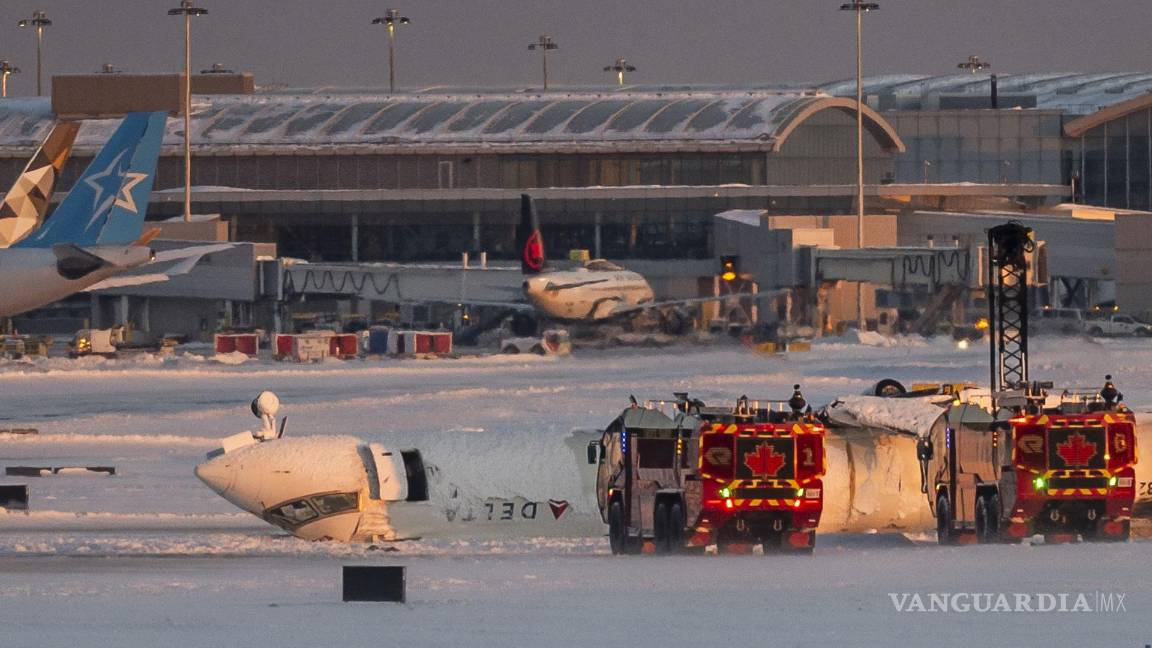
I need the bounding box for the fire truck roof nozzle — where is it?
[789,385,807,416]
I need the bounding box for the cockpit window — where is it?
[264,491,359,530]
[266,500,319,528]
[312,492,359,515]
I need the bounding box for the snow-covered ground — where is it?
[2,335,1152,647]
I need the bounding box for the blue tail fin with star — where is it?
[16,111,167,248]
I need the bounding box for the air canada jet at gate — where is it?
[0,111,224,318]
[516,194,782,329]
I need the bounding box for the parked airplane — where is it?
[0,111,169,317]
[0,119,80,247]
[516,194,780,332]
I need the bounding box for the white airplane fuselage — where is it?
[0,245,152,317]
[523,267,654,321]
[195,431,597,542]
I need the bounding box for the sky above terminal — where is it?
[0,0,1145,94]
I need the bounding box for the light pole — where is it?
[840,1,878,330]
[0,61,20,98]
[603,58,636,86]
[168,1,208,224]
[372,9,410,93]
[527,35,558,90]
[17,11,51,97]
[958,54,990,74]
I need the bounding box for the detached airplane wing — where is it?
[821,394,952,438]
[84,243,234,291]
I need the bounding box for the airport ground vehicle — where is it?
[499,329,571,355]
[1032,307,1084,335]
[920,384,1137,543]
[70,327,175,358]
[590,390,826,554]
[1084,313,1152,337]
[919,223,1137,543]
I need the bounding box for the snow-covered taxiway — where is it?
[2,335,1152,647]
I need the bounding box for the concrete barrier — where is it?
[0,484,28,510]
[5,466,115,477]
[342,566,405,603]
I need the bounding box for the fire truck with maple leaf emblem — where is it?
[916,222,1138,544]
[588,387,826,554]
[921,381,1137,543]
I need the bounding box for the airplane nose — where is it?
[194,457,235,496]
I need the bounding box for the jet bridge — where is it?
[263,259,524,305]
[811,247,975,288]
[808,246,978,335]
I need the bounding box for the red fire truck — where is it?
[918,222,1137,543]
[922,385,1137,543]
[589,389,827,554]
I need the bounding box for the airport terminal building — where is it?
[0,72,1149,334]
[0,72,1147,265]
[0,87,906,263]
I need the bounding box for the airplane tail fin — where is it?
[16,111,168,249]
[0,120,80,248]
[517,193,546,275]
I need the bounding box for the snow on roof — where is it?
[0,91,841,150]
[1,71,1145,151]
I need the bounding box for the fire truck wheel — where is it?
[667,501,685,550]
[653,501,670,553]
[1116,521,1131,542]
[936,492,957,545]
[975,495,991,543]
[790,531,816,555]
[1096,520,1131,543]
[988,494,1002,538]
[608,501,626,555]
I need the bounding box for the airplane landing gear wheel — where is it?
[510,313,539,337]
[659,308,690,336]
[873,378,906,397]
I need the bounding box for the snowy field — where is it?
[2,335,1152,647]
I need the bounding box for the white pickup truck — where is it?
[1085,314,1152,337]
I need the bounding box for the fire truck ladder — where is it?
[986,223,1034,392]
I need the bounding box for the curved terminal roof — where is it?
[0,91,904,155]
[1064,92,1152,137]
[286,72,1152,116]
[1,71,1148,154]
[816,72,1152,114]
